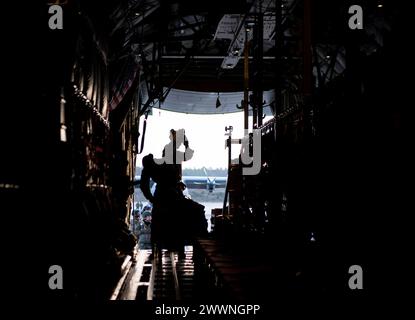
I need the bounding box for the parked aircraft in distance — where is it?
[133,175,227,192]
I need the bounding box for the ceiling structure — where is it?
[105,0,395,115]
[152,88,274,114]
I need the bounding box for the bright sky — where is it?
[136,109,272,169]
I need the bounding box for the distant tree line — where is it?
[135,167,227,177]
[183,167,227,177]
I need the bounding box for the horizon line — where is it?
[136,166,228,169]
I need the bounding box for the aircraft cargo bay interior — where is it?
[0,0,409,306]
